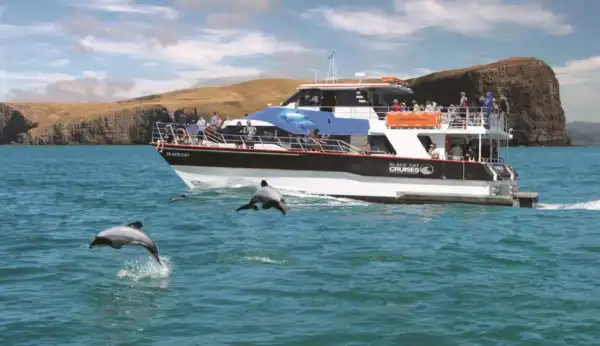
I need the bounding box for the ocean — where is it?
[1,145,599,346]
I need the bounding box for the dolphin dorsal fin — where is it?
[126,221,143,230]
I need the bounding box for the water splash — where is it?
[538,199,600,211]
[117,256,172,281]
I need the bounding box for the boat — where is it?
[150,58,539,208]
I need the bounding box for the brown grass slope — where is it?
[5,78,305,138]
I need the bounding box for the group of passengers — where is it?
[391,99,441,113]
[427,140,499,162]
[389,92,511,129]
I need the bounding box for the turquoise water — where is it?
[1,146,600,346]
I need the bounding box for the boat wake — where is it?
[117,256,172,281]
[279,188,370,206]
[538,199,600,211]
[186,180,371,207]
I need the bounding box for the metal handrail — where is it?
[152,122,365,154]
[280,105,509,132]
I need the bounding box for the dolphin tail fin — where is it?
[263,201,286,215]
[236,203,259,212]
[145,245,163,267]
[153,254,164,267]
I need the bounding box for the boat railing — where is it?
[311,106,508,132]
[152,122,365,154]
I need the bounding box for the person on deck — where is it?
[392,99,401,112]
[243,120,256,148]
[211,112,219,126]
[483,92,493,129]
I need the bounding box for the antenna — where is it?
[308,69,318,83]
[326,50,337,84]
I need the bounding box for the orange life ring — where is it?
[176,128,188,137]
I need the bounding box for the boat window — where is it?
[334,89,367,107]
[298,88,321,107]
[417,135,432,151]
[281,90,301,106]
[320,89,336,112]
[365,87,414,107]
[368,135,396,155]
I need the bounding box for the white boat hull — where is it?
[171,165,511,202]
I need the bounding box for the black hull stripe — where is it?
[157,144,498,181]
[153,143,482,164]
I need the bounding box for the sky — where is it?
[0,0,599,122]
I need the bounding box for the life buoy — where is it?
[175,128,188,141]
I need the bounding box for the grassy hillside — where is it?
[5,78,306,137]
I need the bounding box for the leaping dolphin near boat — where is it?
[235,180,287,215]
[89,221,163,267]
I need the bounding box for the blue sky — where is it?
[0,0,598,122]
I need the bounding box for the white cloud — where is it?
[0,70,75,83]
[553,56,600,122]
[303,0,573,41]
[76,29,308,82]
[47,58,71,67]
[68,0,179,20]
[554,56,600,86]
[0,23,61,39]
[5,69,135,102]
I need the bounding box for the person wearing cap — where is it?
[392,99,401,112]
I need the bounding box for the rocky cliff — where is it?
[0,60,570,146]
[408,57,570,146]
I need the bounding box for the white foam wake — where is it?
[279,188,371,207]
[117,256,172,281]
[538,199,600,211]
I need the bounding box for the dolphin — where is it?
[89,221,163,267]
[235,180,287,215]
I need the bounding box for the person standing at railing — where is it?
[211,112,219,127]
[483,92,493,129]
[195,116,206,141]
[411,100,420,112]
[392,99,401,112]
[425,101,435,112]
[243,120,256,148]
[499,95,510,132]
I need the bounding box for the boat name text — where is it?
[389,163,434,175]
[166,151,190,157]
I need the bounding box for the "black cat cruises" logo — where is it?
[389,162,434,175]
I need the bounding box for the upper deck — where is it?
[273,76,511,138]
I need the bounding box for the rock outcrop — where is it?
[408,57,570,146]
[0,61,570,146]
[0,104,37,144]
[0,104,171,145]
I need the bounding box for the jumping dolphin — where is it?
[235,180,287,215]
[89,221,163,267]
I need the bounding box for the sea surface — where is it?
[1,145,600,346]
